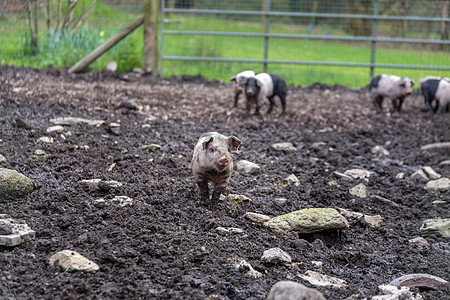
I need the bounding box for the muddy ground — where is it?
[0,66,448,299]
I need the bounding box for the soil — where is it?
[0,66,448,300]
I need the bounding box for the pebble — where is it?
[49,250,99,272]
[235,160,260,174]
[389,273,448,291]
[0,217,36,246]
[285,174,300,186]
[244,212,271,223]
[271,142,297,152]
[267,281,326,300]
[46,125,64,133]
[297,270,347,288]
[0,154,5,164]
[261,247,292,264]
[37,136,54,144]
[349,183,369,198]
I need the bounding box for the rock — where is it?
[49,250,99,272]
[105,61,118,72]
[334,171,353,180]
[79,179,123,190]
[0,168,34,200]
[411,170,429,182]
[298,270,347,288]
[285,174,300,186]
[271,142,297,152]
[263,208,349,234]
[34,149,46,156]
[46,125,64,133]
[424,178,450,191]
[142,144,162,151]
[50,117,104,126]
[420,218,450,238]
[336,208,364,219]
[420,142,450,151]
[245,212,271,223]
[0,217,36,246]
[220,193,252,203]
[349,183,369,198]
[274,197,288,205]
[312,142,326,149]
[408,237,429,247]
[235,160,260,174]
[396,172,405,179]
[94,196,133,207]
[422,166,441,180]
[359,215,382,228]
[38,136,54,144]
[327,180,340,188]
[439,160,450,166]
[216,227,244,235]
[267,281,326,300]
[389,273,448,291]
[233,258,262,278]
[372,284,422,300]
[261,247,292,264]
[0,154,5,164]
[371,145,390,156]
[432,200,447,207]
[344,168,374,180]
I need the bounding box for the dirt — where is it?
[0,65,448,300]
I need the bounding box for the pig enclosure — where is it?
[0,66,449,299]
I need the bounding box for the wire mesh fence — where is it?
[1,0,449,87]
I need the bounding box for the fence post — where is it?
[159,0,165,76]
[263,0,271,73]
[144,0,159,74]
[370,0,378,79]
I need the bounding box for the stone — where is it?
[285,174,300,186]
[334,171,353,180]
[233,258,262,278]
[49,250,99,272]
[271,142,297,152]
[344,168,374,180]
[359,215,382,228]
[371,145,390,156]
[424,178,450,191]
[235,160,260,174]
[396,172,405,179]
[105,61,118,72]
[420,218,450,238]
[298,270,347,288]
[263,208,349,234]
[274,197,288,205]
[50,117,104,126]
[422,166,441,180]
[408,237,429,247]
[244,212,271,223]
[142,144,162,151]
[46,125,64,133]
[389,273,448,291]
[220,193,252,203]
[34,149,46,156]
[94,196,133,207]
[216,227,244,235]
[336,208,364,219]
[267,281,326,300]
[439,160,450,166]
[411,170,429,182]
[0,154,5,164]
[312,142,326,149]
[79,179,123,190]
[349,183,369,198]
[0,168,34,200]
[0,217,36,246]
[372,285,422,300]
[38,136,54,144]
[261,247,292,264]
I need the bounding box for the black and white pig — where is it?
[230,70,256,108]
[369,74,415,112]
[419,77,450,113]
[243,73,287,116]
[191,132,242,208]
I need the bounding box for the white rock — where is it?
[271,142,297,152]
[422,167,441,179]
[298,270,347,288]
[46,125,64,133]
[235,160,260,174]
[267,281,326,300]
[359,215,382,228]
[396,172,405,179]
[312,142,326,149]
[0,154,5,164]
[79,179,123,190]
[371,145,390,156]
[420,218,450,238]
[274,197,288,205]
[424,178,450,191]
[216,227,244,235]
[372,284,422,300]
[349,183,369,198]
[336,208,364,219]
[50,117,104,126]
[0,218,36,246]
[95,196,133,207]
[105,61,118,72]
[233,259,262,278]
[261,247,292,264]
[344,168,374,180]
[411,170,429,181]
[49,250,99,272]
[285,174,300,186]
[38,136,54,144]
[220,193,252,203]
[244,212,271,223]
[334,171,353,180]
[408,237,429,247]
[439,160,450,166]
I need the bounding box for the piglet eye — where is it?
[209,147,216,153]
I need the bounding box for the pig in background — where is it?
[418,76,450,113]
[369,74,415,113]
[243,73,287,116]
[191,132,242,208]
[230,70,256,109]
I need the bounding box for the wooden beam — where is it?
[143,0,159,74]
[68,17,144,73]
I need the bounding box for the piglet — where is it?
[244,73,287,116]
[369,74,415,112]
[191,132,242,208]
[230,70,256,108]
[419,77,450,113]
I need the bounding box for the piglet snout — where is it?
[218,157,229,168]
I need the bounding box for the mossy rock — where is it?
[263,208,349,234]
[0,168,34,200]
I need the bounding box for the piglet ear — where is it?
[230,76,236,82]
[411,79,415,87]
[256,78,263,87]
[229,136,242,152]
[202,136,213,149]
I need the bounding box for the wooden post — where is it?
[68,18,144,73]
[144,0,159,74]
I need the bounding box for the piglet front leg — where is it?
[211,186,225,208]
[197,181,209,204]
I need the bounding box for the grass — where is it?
[1,3,449,87]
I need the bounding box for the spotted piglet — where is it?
[244,73,287,116]
[419,77,450,113]
[369,74,415,112]
[191,132,242,208]
[230,70,256,108]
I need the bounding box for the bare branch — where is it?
[61,0,79,31]
[71,0,98,36]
